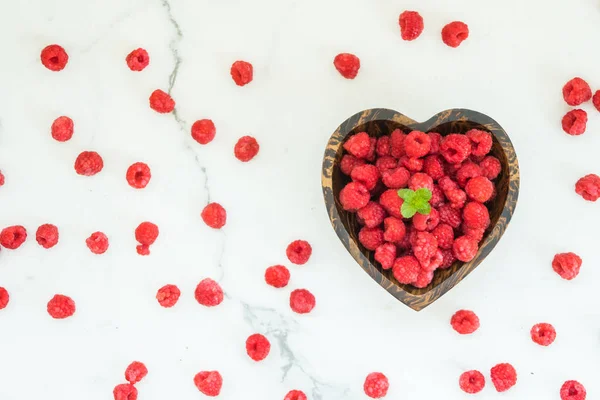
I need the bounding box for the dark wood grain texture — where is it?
[322,108,519,311]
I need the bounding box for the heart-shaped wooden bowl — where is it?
[322,108,519,311]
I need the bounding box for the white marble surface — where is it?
[1,0,600,399]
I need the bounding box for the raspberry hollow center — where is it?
[569,387,578,396]
[50,56,58,64]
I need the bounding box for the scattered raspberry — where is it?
[265,265,291,288]
[0,225,27,249]
[357,202,386,228]
[479,156,501,180]
[393,255,420,284]
[201,202,227,229]
[363,372,389,399]
[441,134,471,164]
[195,278,224,307]
[113,383,138,400]
[125,361,148,384]
[562,77,592,106]
[408,172,434,192]
[351,164,380,190]
[594,90,600,112]
[194,371,223,397]
[51,116,74,142]
[156,284,181,308]
[290,289,316,314]
[135,222,158,247]
[284,390,307,400]
[126,162,151,189]
[340,154,366,175]
[451,309,480,334]
[429,132,442,154]
[149,89,175,113]
[438,204,462,228]
[462,202,490,229]
[381,166,410,189]
[430,185,445,207]
[456,162,482,187]
[399,11,424,41]
[246,333,271,361]
[552,252,582,280]
[400,156,423,172]
[375,243,396,270]
[340,182,370,211]
[413,208,439,231]
[445,188,467,209]
[459,370,485,394]
[462,226,485,242]
[560,380,586,400]
[562,109,587,135]
[333,53,360,79]
[343,132,371,159]
[0,171,4,186]
[40,44,68,71]
[230,60,253,86]
[465,176,494,202]
[423,155,445,180]
[530,323,556,346]
[440,248,456,269]
[441,21,469,48]
[466,129,493,157]
[234,135,260,162]
[86,231,109,254]
[490,363,517,392]
[431,223,454,249]
[286,240,312,265]
[376,156,397,173]
[575,174,600,201]
[136,245,150,256]
[0,287,9,310]
[359,227,384,251]
[376,136,391,156]
[383,217,406,243]
[191,119,216,145]
[390,129,406,158]
[452,235,478,262]
[404,131,431,158]
[47,294,75,319]
[36,224,59,249]
[74,151,104,176]
[125,48,150,71]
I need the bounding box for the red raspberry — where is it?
[156,284,181,308]
[284,390,307,400]
[0,225,27,249]
[351,164,380,190]
[47,294,75,319]
[74,151,103,176]
[405,131,431,158]
[423,155,445,180]
[333,53,360,79]
[452,235,478,262]
[0,170,4,186]
[201,202,227,229]
[195,278,223,307]
[562,77,592,106]
[86,231,109,254]
[191,119,216,145]
[412,232,438,265]
[0,287,9,310]
[390,129,406,158]
[444,161,462,178]
[126,48,150,71]
[445,188,467,209]
[466,129,493,157]
[246,333,271,361]
[234,136,260,162]
[413,269,434,288]
[265,265,290,288]
[36,224,59,249]
[40,44,68,71]
[125,361,148,384]
[366,137,377,162]
[51,116,74,142]
[451,309,480,334]
[400,156,423,172]
[408,172,434,192]
[343,132,371,158]
[397,224,413,250]
[562,109,587,135]
[126,162,151,189]
[381,166,410,189]
[462,202,490,229]
[441,134,471,164]
[459,370,485,394]
[149,89,175,113]
[560,380,586,400]
[357,202,386,228]
[383,217,406,243]
[420,249,443,271]
[376,156,398,173]
[465,176,494,202]
[441,21,469,48]
[594,90,600,112]
[575,174,600,201]
[428,132,442,154]
[113,383,138,400]
[438,204,461,228]
[340,154,366,175]
[552,252,582,280]
[194,371,223,397]
[340,182,370,211]
[375,243,396,270]
[363,372,389,399]
[462,225,485,242]
[376,136,391,156]
[530,322,556,346]
[412,208,439,231]
[479,156,501,180]
[379,189,403,218]
[490,363,517,392]
[286,240,312,265]
[230,60,253,86]
[438,175,457,191]
[359,227,384,251]
[399,11,424,41]
[431,223,454,249]
[440,248,456,269]
[456,161,482,187]
[135,222,158,247]
[430,185,444,207]
[290,289,316,314]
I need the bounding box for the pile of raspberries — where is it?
[338,128,500,288]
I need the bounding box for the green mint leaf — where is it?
[416,202,431,215]
[401,202,417,218]
[397,188,415,202]
[413,198,427,210]
[415,188,432,202]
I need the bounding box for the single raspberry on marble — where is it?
[440,248,456,269]
[359,227,384,251]
[441,134,471,164]
[390,129,406,158]
[340,154,366,175]
[363,372,389,399]
[376,136,391,156]
[383,217,406,243]
[125,361,148,384]
[194,371,223,397]
[530,323,556,346]
[562,77,592,106]
[265,265,291,288]
[40,44,69,71]
[86,231,109,254]
[149,89,175,113]
[423,155,445,180]
[459,370,485,394]
[451,309,480,334]
[343,132,371,158]
[405,131,431,158]
[490,363,517,392]
[413,269,434,288]
[438,204,462,228]
[452,236,478,261]
[0,170,4,186]
[0,287,9,310]
[466,129,493,157]
[456,162,482,187]
[290,289,316,314]
[135,222,159,246]
[195,278,223,307]
[246,333,271,361]
[234,136,260,162]
[230,60,253,86]
[375,243,396,270]
[201,202,227,229]
[0,225,27,249]
[432,223,454,249]
[125,48,150,71]
[400,156,423,172]
[594,90,600,112]
[412,208,439,231]
[51,116,74,142]
[156,284,181,308]
[428,132,441,154]
[126,162,151,189]
[462,225,485,242]
[575,174,600,201]
[562,109,588,135]
[74,151,103,176]
[408,172,434,192]
[36,224,59,249]
[286,240,312,265]
[552,252,582,280]
[463,202,490,229]
[393,255,420,284]
[441,21,469,48]
[465,176,494,202]
[399,11,424,41]
[375,156,397,173]
[284,390,307,400]
[351,164,380,190]
[382,166,410,189]
[191,119,216,145]
[357,202,386,228]
[560,380,586,400]
[340,182,370,211]
[333,53,360,79]
[113,383,138,400]
[479,156,501,180]
[47,294,76,319]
